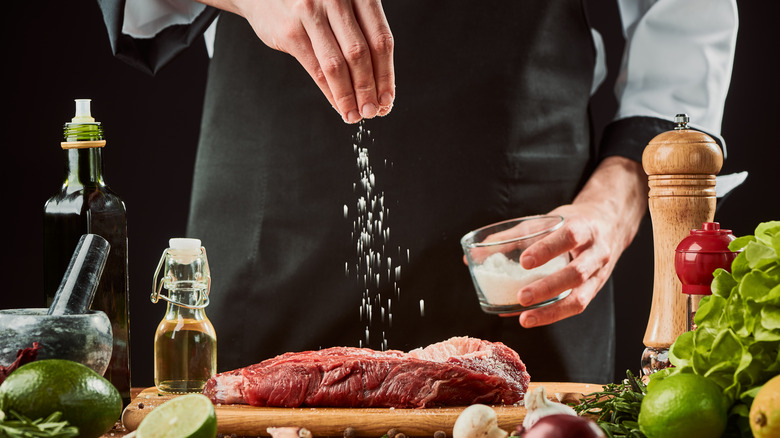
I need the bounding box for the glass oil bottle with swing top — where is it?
[152,238,216,393]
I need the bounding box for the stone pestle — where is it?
[47,234,111,316]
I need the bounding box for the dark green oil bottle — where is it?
[43,99,131,405]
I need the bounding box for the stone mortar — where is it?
[0,308,112,376]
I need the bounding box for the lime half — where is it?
[136,393,217,438]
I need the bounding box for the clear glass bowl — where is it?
[461,215,571,315]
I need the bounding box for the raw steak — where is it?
[202,336,530,408]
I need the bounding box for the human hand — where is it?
[509,203,622,327]
[235,0,395,123]
[505,157,648,328]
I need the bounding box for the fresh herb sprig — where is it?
[0,410,79,438]
[572,370,646,438]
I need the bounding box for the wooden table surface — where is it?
[103,382,602,437]
[100,388,143,438]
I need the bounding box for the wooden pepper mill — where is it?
[640,114,723,374]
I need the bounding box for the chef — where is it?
[99,0,738,383]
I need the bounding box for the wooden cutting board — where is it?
[122,382,601,436]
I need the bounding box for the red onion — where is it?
[517,414,605,438]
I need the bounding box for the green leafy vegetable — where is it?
[657,220,780,437]
[0,410,79,438]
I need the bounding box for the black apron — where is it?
[188,0,616,383]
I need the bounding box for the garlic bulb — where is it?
[522,386,577,429]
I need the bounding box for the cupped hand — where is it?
[237,0,395,123]
[504,156,648,328]
[510,202,622,327]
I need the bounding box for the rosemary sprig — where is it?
[0,410,79,438]
[572,370,647,438]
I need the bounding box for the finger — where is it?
[353,0,395,115]
[517,254,601,306]
[326,3,380,119]
[286,34,339,112]
[299,9,361,123]
[468,221,563,264]
[520,223,586,269]
[248,5,341,115]
[518,276,602,327]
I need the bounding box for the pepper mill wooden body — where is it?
[640,114,723,374]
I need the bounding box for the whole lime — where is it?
[750,374,780,438]
[638,372,728,438]
[0,359,122,438]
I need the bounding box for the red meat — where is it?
[202,337,530,408]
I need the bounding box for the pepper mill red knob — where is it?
[675,222,737,294]
[675,222,737,331]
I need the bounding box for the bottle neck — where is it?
[163,286,209,320]
[62,121,106,188]
[64,147,105,188]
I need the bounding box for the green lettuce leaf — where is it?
[662,221,780,437]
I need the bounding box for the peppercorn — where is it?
[434,430,447,438]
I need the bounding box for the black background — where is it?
[3,1,778,387]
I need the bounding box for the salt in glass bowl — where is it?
[460,215,571,315]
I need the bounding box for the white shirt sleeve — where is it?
[615,0,738,135]
[122,0,206,38]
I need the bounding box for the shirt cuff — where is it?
[122,0,206,38]
[97,0,218,75]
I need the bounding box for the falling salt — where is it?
[345,122,411,350]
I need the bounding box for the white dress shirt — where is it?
[121,0,738,140]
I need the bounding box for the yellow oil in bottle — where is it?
[152,238,216,393]
[154,317,216,393]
